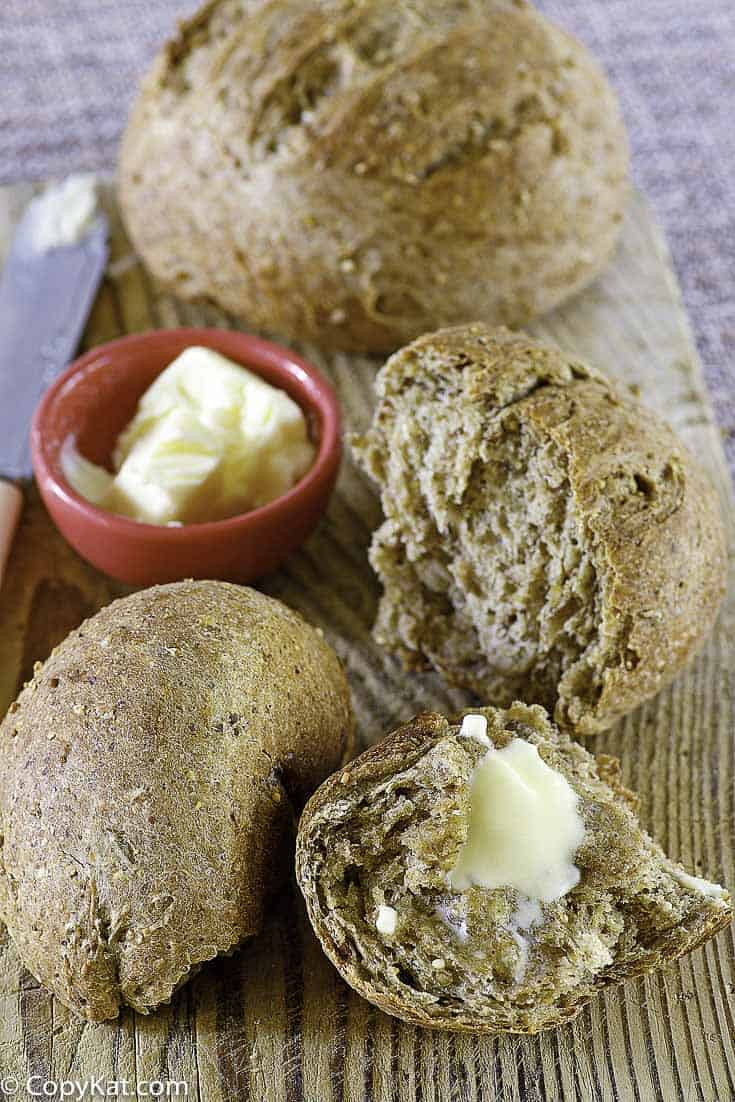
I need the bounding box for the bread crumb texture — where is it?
[118,0,628,353]
[296,706,732,1033]
[352,324,727,734]
[0,581,354,1021]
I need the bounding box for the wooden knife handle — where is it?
[0,479,23,589]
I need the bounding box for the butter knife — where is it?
[0,183,108,587]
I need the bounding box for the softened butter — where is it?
[62,346,315,525]
[672,868,729,904]
[375,905,398,936]
[458,713,491,746]
[28,174,98,252]
[451,728,585,902]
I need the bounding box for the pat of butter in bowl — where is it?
[451,714,585,902]
[62,346,316,525]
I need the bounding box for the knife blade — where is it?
[0,183,109,587]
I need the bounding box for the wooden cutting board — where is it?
[0,182,732,1102]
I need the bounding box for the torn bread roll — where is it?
[352,324,727,734]
[296,706,731,1033]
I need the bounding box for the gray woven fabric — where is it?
[1,0,733,469]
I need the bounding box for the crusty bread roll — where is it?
[296,705,732,1034]
[118,0,628,354]
[0,581,354,1020]
[352,325,727,734]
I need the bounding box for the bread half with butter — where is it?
[296,705,731,1034]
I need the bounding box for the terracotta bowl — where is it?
[31,328,342,586]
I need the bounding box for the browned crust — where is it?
[522,373,728,733]
[0,580,354,1021]
[117,0,628,354]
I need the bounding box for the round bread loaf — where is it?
[0,581,354,1021]
[118,0,628,353]
[352,324,727,734]
[296,706,731,1033]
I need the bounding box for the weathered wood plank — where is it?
[0,181,732,1101]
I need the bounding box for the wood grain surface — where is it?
[0,183,732,1102]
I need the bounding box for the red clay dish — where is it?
[31,328,342,586]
